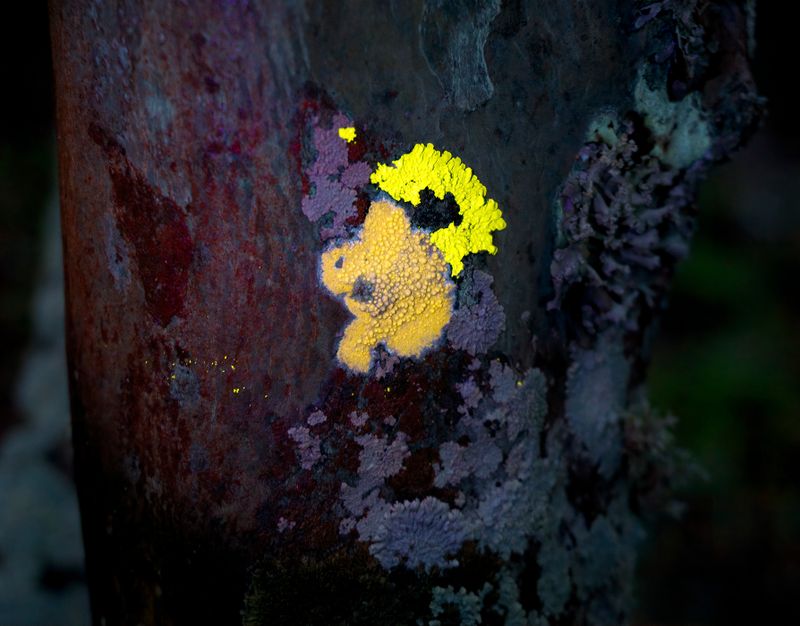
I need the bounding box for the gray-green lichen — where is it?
[420,0,502,111]
[634,65,711,169]
[565,330,630,478]
[428,583,492,626]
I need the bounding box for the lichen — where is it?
[372,345,401,380]
[447,269,506,355]
[287,425,322,470]
[428,583,492,626]
[433,432,503,488]
[549,114,699,335]
[320,200,455,373]
[301,113,364,241]
[367,497,469,571]
[569,489,645,625]
[340,431,410,522]
[306,410,327,426]
[493,567,528,626]
[370,143,506,276]
[565,330,630,477]
[436,364,554,563]
[338,126,357,143]
[634,66,711,168]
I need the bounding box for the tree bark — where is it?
[50,1,759,624]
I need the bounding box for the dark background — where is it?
[0,3,796,624]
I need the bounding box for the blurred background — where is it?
[0,3,796,625]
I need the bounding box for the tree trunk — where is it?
[49,1,759,624]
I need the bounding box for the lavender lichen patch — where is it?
[306,410,327,426]
[549,113,700,336]
[341,360,557,572]
[339,431,410,523]
[372,346,400,380]
[565,331,630,477]
[287,425,322,471]
[447,269,506,356]
[300,112,368,241]
[367,497,469,570]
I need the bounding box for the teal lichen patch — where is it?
[428,583,492,626]
[565,330,630,478]
[420,0,502,111]
[634,65,711,168]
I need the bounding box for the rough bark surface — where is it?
[50,1,759,624]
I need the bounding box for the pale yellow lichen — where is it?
[320,200,454,373]
[338,126,357,143]
[370,143,506,276]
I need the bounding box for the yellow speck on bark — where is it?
[338,127,357,143]
[370,143,506,276]
[320,200,454,373]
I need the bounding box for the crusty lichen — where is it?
[320,200,454,373]
[370,143,506,276]
[337,126,357,143]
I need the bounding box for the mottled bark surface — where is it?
[50,1,759,624]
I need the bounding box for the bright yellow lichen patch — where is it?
[320,200,454,373]
[338,126,357,143]
[370,143,506,276]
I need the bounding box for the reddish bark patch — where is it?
[89,123,193,326]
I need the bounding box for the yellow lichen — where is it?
[320,200,454,373]
[370,143,506,276]
[338,126,357,143]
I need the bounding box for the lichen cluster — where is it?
[301,113,371,241]
[287,410,327,470]
[298,104,508,374]
[326,355,646,625]
[549,116,699,335]
[338,361,551,567]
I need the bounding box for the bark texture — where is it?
[50,1,760,624]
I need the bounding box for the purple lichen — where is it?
[633,0,710,97]
[433,433,503,488]
[549,116,699,335]
[339,161,372,188]
[287,425,322,470]
[367,497,469,570]
[340,431,409,522]
[373,346,400,380]
[306,410,327,426]
[447,269,506,355]
[348,410,369,429]
[300,113,367,241]
[455,375,482,414]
